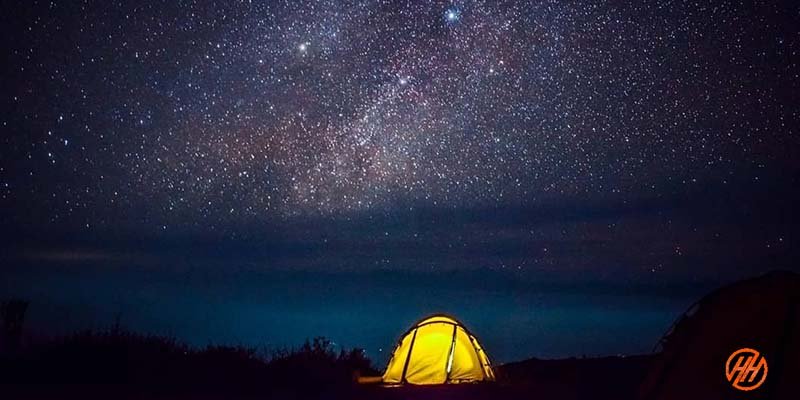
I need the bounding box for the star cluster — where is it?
[1,0,798,233]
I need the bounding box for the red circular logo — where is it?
[725,348,767,391]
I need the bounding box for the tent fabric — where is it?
[639,270,800,400]
[382,314,495,385]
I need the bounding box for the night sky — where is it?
[1,1,799,363]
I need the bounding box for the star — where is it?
[445,8,460,23]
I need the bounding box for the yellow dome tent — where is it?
[380,314,495,385]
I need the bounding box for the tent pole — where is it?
[468,335,489,380]
[400,328,418,383]
[444,324,457,383]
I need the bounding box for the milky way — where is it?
[2,1,798,233]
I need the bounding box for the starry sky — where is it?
[1,0,799,362]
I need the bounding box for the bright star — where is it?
[445,8,460,23]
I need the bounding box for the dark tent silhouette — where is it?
[639,270,800,400]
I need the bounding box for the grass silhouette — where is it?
[1,324,376,398]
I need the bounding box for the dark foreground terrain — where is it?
[0,328,652,399]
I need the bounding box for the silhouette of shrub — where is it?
[0,299,29,351]
[0,327,375,398]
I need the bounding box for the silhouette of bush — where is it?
[0,328,375,397]
[265,337,376,396]
[0,299,29,351]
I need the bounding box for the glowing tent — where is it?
[381,314,495,385]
